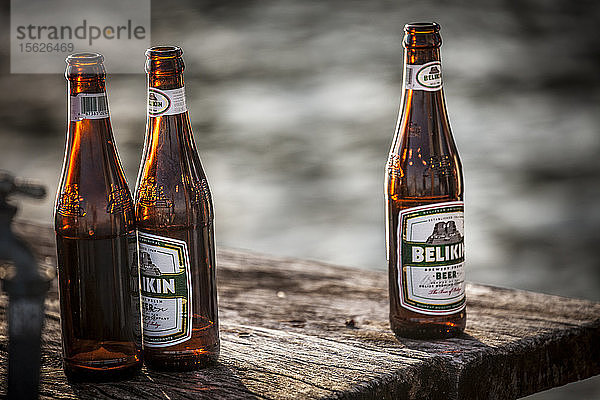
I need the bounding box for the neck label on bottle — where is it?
[138,231,193,347]
[405,61,443,91]
[397,201,465,315]
[148,87,187,117]
[70,93,109,121]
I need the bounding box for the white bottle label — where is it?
[70,92,109,121]
[405,61,443,91]
[397,201,465,315]
[138,232,192,347]
[148,87,187,117]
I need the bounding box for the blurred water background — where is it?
[1,0,599,398]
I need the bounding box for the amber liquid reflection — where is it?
[57,235,141,380]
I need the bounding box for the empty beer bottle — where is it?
[54,53,142,380]
[135,46,219,370]
[386,23,466,338]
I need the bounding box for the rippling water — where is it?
[1,1,599,397]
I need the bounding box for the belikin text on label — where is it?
[138,232,193,347]
[397,201,466,315]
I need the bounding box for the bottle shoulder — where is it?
[56,129,134,237]
[386,125,463,199]
[136,112,213,227]
[134,174,213,229]
[388,89,460,168]
[54,204,136,239]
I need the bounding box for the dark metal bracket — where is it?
[0,170,50,399]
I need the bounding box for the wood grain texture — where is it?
[1,221,599,399]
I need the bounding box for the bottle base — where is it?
[390,315,466,339]
[144,354,219,372]
[392,324,464,340]
[144,349,219,371]
[64,359,142,382]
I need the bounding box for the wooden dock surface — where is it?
[1,222,599,399]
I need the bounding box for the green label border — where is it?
[139,231,192,346]
[398,202,465,313]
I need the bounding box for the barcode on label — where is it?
[406,66,413,85]
[81,96,108,115]
[70,93,109,121]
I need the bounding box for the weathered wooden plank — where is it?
[1,221,599,399]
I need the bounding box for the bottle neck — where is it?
[148,71,184,91]
[62,54,119,192]
[63,76,117,198]
[405,46,440,65]
[400,23,444,104]
[65,53,106,96]
[145,46,185,90]
[402,47,443,96]
[397,47,445,130]
[137,72,199,208]
[68,76,106,96]
[393,43,452,157]
[138,46,198,192]
[141,70,193,186]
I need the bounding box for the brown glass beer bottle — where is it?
[386,23,466,339]
[135,46,219,370]
[54,53,142,380]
